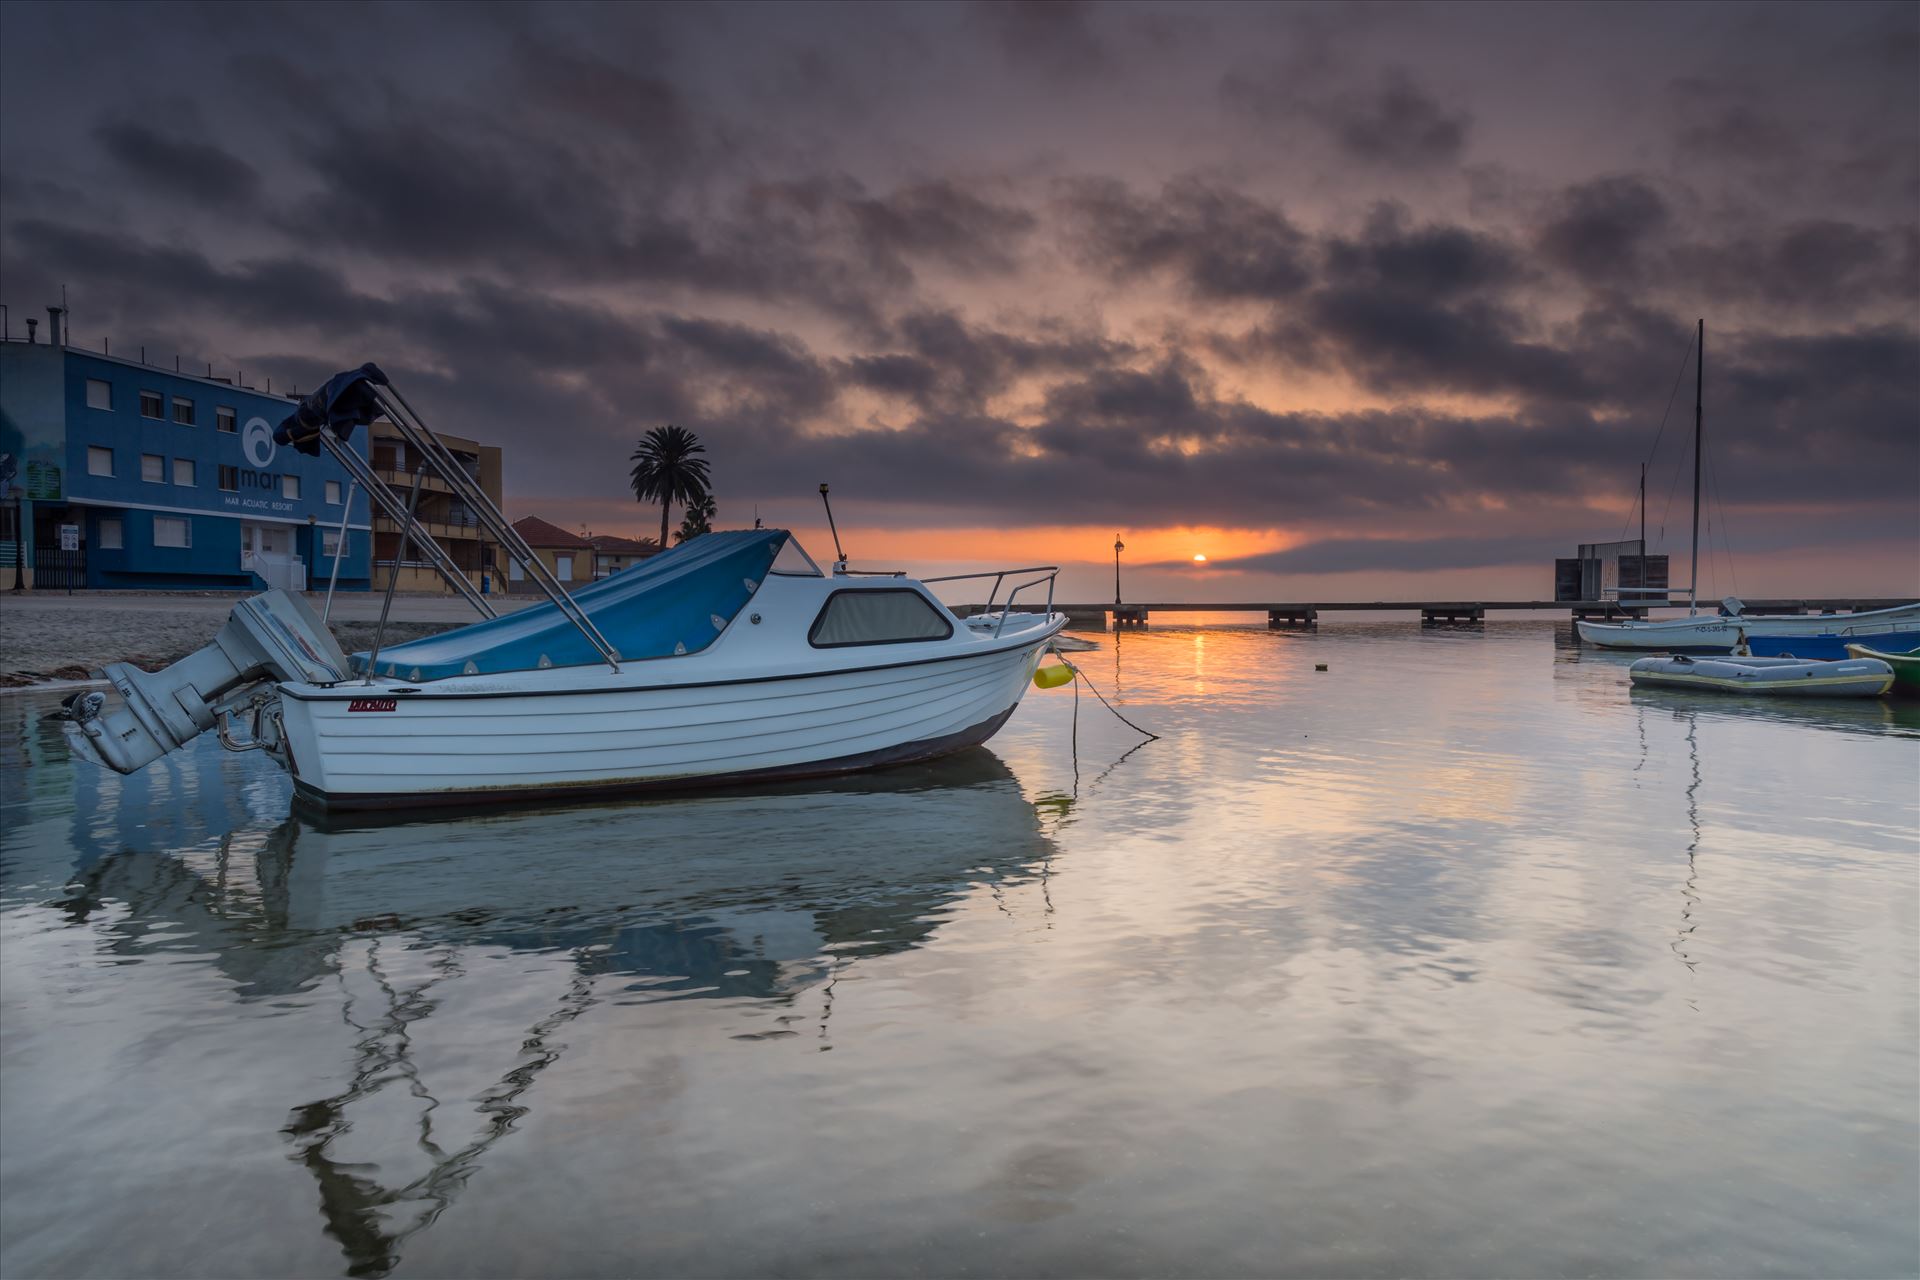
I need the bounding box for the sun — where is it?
[1192,553,1207,562]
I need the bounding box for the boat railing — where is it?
[920,566,1060,637]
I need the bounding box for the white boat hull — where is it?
[1578,603,1920,651]
[277,633,1059,809]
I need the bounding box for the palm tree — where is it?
[628,425,711,550]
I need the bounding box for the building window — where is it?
[282,474,300,500]
[555,554,573,582]
[323,529,344,558]
[509,558,526,581]
[217,406,236,433]
[85,379,112,410]
[172,458,195,487]
[87,446,114,477]
[325,480,342,505]
[171,397,195,425]
[98,518,124,550]
[808,589,954,648]
[153,517,191,549]
[139,390,164,419]
[218,465,239,492]
[141,453,165,483]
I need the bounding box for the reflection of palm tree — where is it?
[628,425,711,552]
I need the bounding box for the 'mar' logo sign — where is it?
[347,698,399,713]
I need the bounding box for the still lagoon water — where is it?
[2,620,1916,1279]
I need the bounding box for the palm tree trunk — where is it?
[660,500,670,550]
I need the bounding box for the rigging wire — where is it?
[1622,328,1700,546]
[1704,427,1740,598]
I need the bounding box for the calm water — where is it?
[2,621,1916,1279]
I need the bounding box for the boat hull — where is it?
[1578,603,1920,652]
[1628,654,1894,698]
[1845,644,1920,695]
[278,636,1057,810]
[1745,629,1920,660]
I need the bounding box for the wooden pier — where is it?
[953,599,1908,628]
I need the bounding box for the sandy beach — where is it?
[0,591,536,688]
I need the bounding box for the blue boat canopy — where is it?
[356,529,790,680]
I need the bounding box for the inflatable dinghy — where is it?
[1629,653,1893,698]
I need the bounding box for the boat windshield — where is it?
[770,537,824,576]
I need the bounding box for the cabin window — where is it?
[216,406,237,433]
[171,397,195,425]
[808,589,953,648]
[98,518,123,550]
[139,390,164,419]
[85,379,112,410]
[141,453,165,483]
[87,446,114,477]
[153,517,191,549]
[172,458,195,487]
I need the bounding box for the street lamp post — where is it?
[1113,535,1124,606]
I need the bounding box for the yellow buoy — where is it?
[1033,663,1075,689]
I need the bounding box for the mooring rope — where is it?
[1049,647,1160,742]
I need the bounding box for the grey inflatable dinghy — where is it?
[1628,653,1893,698]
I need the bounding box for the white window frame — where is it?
[282,474,300,500]
[218,465,239,493]
[141,453,165,484]
[216,406,237,433]
[98,518,124,550]
[554,553,573,582]
[322,529,344,558]
[171,397,195,425]
[509,558,526,581]
[87,446,114,477]
[85,379,112,410]
[172,458,195,487]
[325,480,342,505]
[139,390,164,419]
[153,517,191,549]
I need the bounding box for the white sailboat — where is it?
[61,365,1068,810]
[1577,321,1917,652]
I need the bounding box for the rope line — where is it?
[1624,328,1699,546]
[1051,650,1160,742]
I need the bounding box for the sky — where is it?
[1,0,1915,602]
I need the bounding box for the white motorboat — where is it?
[61,365,1068,810]
[1578,599,1920,652]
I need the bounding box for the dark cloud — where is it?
[1323,202,1528,301]
[1062,178,1312,301]
[92,121,261,208]
[977,0,1108,78]
[1223,66,1471,169]
[1537,176,1670,286]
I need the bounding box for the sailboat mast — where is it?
[1690,318,1703,614]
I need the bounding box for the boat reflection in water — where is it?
[56,746,1061,1279]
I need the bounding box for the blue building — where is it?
[1,325,371,592]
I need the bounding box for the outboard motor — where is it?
[62,591,351,774]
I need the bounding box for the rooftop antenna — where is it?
[818,483,846,572]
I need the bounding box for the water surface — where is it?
[3,621,1916,1278]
